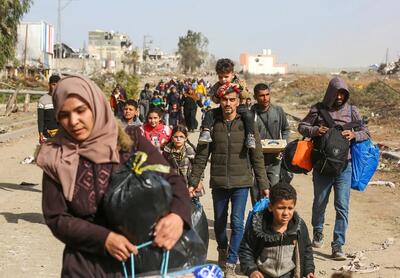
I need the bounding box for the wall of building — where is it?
[247,55,286,74]
[17,21,54,69]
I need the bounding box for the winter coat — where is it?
[41,127,191,277]
[239,211,315,278]
[252,104,290,141]
[141,123,172,150]
[163,142,196,184]
[189,112,269,190]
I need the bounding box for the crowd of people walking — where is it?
[36,57,371,278]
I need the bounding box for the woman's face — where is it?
[148,112,161,127]
[58,95,94,142]
[172,131,186,148]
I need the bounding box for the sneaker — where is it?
[245,134,256,149]
[312,231,324,248]
[198,130,212,143]
[224,263,237,278]
[217,248,228,270]
[331,246,347,261]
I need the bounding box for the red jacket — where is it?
[141,123,172,150]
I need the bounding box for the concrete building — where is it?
[87,30,132,72]
[240,49,287,75]
[16,21,54,70]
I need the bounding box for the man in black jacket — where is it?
[239,183,315,278]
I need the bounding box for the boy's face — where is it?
[123,105,137,121]
[268,199,296,226]
[217,72,234,85]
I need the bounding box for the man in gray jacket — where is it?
[251,83,290,201]
[189,84,269,278]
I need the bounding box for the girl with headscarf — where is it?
[36,75,191,277]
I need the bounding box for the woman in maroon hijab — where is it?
[36,75,191,277]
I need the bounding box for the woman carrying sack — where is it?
[36,75,191,277]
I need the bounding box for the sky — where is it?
[23,0,400,69]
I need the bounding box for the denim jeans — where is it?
[312,162,352,248]
[212,187,249,264]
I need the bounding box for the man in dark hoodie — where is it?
[298,77,370,260]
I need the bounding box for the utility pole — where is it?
[23,24,29,77]
[56,0,75,72]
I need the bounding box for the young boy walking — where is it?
[239,183,315,278]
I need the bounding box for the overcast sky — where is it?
[23,0,400,68]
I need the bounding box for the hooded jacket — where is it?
[239,211,315,278]
[298,77,370,146]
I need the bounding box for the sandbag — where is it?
[103,152,207,274]
[191,198,209,251]
[351,139,379,192]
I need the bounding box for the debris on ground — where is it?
[0,126,9,134]
[318,270,327,276]
[333,238,396,274]
[333,251,380,274]
[381,151,400,162]
[20,156,35,164]
[19,182,38,186]
[368,181,396,189]
[381,238,395,250]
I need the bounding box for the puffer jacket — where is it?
[189,112,268,190]
[239,211,315,278]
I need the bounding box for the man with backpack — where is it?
[298,77,370,260]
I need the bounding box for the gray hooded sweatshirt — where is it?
[298,77,370,157]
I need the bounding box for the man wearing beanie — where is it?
[37,74,60,144]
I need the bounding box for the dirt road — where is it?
[0,111,399,277]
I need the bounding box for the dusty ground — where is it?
[0,75,399,277]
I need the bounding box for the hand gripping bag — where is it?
[103,151,207,274]
[245,198,270,230]
[351,139,379,192]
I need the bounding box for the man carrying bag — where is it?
[298,77,370,260]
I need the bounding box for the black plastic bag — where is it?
[103,153,172,244]
[103,152,206,274]
[134,229,206,274]
[191,198,209,251]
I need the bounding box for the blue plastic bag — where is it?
[245,198,270,229]
[351,139,380,192]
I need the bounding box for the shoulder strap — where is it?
[317,103,336,128]
[256,110,273,139]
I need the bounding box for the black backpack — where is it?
[312,104,350,177]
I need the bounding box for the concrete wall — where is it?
[240,54,286,74]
